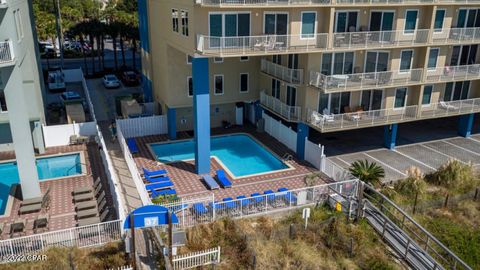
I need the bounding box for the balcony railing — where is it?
[0,41,14,66]
[309,69,423,92]
[333,29,429,49]
[307,106,418,132]
[425,64,480,83]
[195,0,331,5]
[197,34,328,56]
[336,0,433,3]
[419,98,480,119]
[432,27,480,44]
[260,91,301,122]
[261,59,304,85]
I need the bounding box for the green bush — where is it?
[395,167,427,199]
[426,159,478,193]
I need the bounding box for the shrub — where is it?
[395,167,427,199]
[426,159,478,193]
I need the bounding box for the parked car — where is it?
[103,74,121,89]
[60,91,83,105]
[121,71,140,86]
[39,42,56,58]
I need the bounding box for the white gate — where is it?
[304,138,324,170]
[116,115,167,139]
[262,112,297,152]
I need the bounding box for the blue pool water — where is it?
[150,134,288,177]
[0,153,82,215]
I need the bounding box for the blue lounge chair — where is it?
[208,202,225,210]
[171,203,189,212]
[202,175,219,190]
[145,181,174,191]
[222,197,236,209]
[145,175,170,183]
[192,203,208,215]
[286,192,297,204]
[236,195,250,207]
[276,188,289,201]
[143,168,167,178]
[264,190,275,202]
[215,170,232,188]
[278,187,289,192]
[150,189,176,198]
[250,193,263,204]
[127,138,139,154]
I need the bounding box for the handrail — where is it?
[425,64,480,83]
[260,91,302,122]
[261,59,304,85]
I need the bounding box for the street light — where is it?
[53,0,64,69]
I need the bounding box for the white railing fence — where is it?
[42,122,97,147]
[262,111,297,152]
[196,0,331,5]
[260,91,302,122]
[0,40,13,64]
[0,220,123,262]
[116,115,167,139]
[161,180,358,228]
[307,105,418,132]
[432,27,480,44]
[420,98,480,119]
[425,64,480,83]
[172,246,221,270]
[332,29,429,49]
[116,125,151,206]
[322,158,354,182]
[260,59,304,85]
[309,69,423,92]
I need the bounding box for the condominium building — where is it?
[0,0,46,199]
[139,0,480,173]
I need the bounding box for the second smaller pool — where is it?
[36,153,82,180]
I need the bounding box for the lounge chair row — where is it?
[202,170,232,190]
[72,178,110,226]
[142,168,177,200]
[18,188,51,215]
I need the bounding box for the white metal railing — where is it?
[419,98,480,119]
[432,27,480,44]
[197,34,328,55]
[116,115,167,139]
[161,180,359,228]
[260,91,301,122]
[309,69,423,92]
[333,29,429,49]
[195,0,331,5]
[336,0,433,3]
[307,105,418,132]
[172,246,221,270]
[0,40,14,65]
[0,220,123,262]
[425,64,480,83]
[322,158,353,181]
[261,59,304,85]
[116,125,151,206]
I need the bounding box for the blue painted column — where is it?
[458,113,474,138]
[138,0,152,102]
[167,107,176,140]
[296,123,309,160]
[384,124,398,150]
[192,57,211,174]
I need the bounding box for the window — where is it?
[209,13,250,47]
[400,50,413,71]
[172,9,179,32]
[271,79,281,99]
[273,55,282,65]
[335,11,358,32]
[444,81,470,101]
[456,8,480,28]
[434,9,445,32]
[394,88,407,108]
[422,85,433,105]
[240,56,249,62]
[286,86,296,106]
[369,11,394,32]
[14,9,24,40]
[186,55,193,65]
[427,48,439,69]
[187,76,193,97]
[288,54,299,69]
[321,52,354,75]
[214,57,223,63]
[264,13,288,35]
[181,10,189,36]
[214,75,224,95]
[450,45,478,66]
[365,51,389,72]
[404,10,418,34]
[240,73,249,93]
[0,90,7,112]
[301,12,316,39]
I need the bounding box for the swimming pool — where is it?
[0,153,83,215]
[149,134,289,178]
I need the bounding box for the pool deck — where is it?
[131,125,328,201]
[0,143,115,239]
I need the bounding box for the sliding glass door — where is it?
[361,90,383,111]
[209,13,250,48]
[264,13,288,35]
[335,11,358,32]
[321,52,354,75]
[457,8,480,28]
[318,92,351,114]
[365,51,389,73]
[450,45,478,66]
[369,11,394,31]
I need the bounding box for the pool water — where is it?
[150,134,288,177]
[0,153,82,215]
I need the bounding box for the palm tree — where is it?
[70,22,89,75]
[349,160,385,187]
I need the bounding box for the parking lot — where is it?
[311,116,480,183]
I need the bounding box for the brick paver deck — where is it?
[0,143,115,239]
[131,125,325,201]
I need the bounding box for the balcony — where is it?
[332,29,429,50]
[260,59,304,85]
[309,69,423,93]
[432,27,480,45]
[306,106,418,132]
[196,34,328,56]
[425,64,480,83]
[0,41,15,68]
[260,91,301,122]
[195,0,331,6]
[419,98,480,120]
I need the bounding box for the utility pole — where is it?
[54,0,64,69]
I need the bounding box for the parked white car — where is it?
[103,74,121,89]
